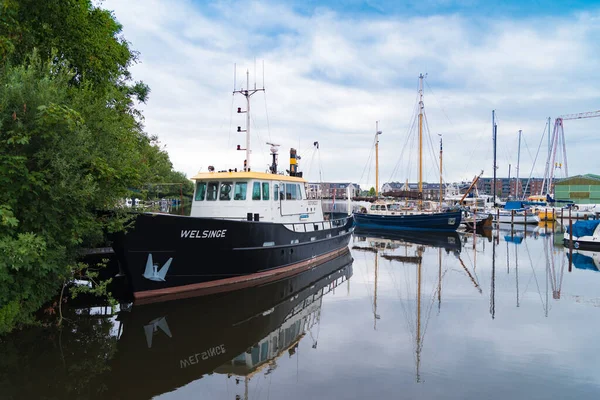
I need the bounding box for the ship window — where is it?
[234,182,247,200]
[274,184,279,201]
[195,181,206,201]
[260,342,269,361]
[370,205,376,211]
[286,183,298,200]
[219,182,233,201]
[296,184,302,199]
[262,182,270,200]
[206,181,219,201]
[252,182,261,200]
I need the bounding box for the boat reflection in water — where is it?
[353,227,462,254]
[107,249,353,399]
[566,249,600,272]
[352,228,465,382]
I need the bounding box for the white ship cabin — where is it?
[190,171,325,223]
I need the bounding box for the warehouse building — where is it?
[554,174,600,204]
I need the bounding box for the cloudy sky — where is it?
[102,0,600,189]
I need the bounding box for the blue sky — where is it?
[103,0,600,189]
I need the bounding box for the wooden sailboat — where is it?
[353,74,462,232]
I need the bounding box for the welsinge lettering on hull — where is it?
[181,229,227,239]
[180,344,226,368]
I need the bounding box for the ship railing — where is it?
[284,216,348,233]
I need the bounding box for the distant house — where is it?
[477,177,545,199]
[307,182,361,198]
[381,181,451,200]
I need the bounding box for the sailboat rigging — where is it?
[353,74,462,232]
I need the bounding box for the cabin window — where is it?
[262,182,270,200]
[195,182,206,201]
[219,182,233,201]
[370,205,376,211]
[234,182,247,200]
[252,182,261,200]
[206,181,219,201]
[274,184,279,201]
[286,183,298,200]
[296,184,302,199]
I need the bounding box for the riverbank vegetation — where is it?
[0,0,192,334]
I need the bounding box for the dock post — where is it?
[524,210,527,225]
[560,208,563,225]
[569,207,573,273]
[511,210,514,226]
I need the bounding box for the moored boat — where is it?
[463,212,493,230]
[111,77,353,304]
[353,74,462,232]
[563,220,600,250]
[494,201,539,224]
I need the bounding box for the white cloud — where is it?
[103,0,600,188]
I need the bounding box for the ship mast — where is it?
[234,69,264,171]
[418,74,425,208]
[516,129,522,199]
[439,134,443,210]
[492,110,497,206]
[375,121,382,197]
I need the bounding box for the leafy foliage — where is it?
[0,0,192,334]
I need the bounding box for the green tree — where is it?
[368,187,376,196]
[0,0,192,333]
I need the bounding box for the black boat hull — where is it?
[563,238,600,251]
[353,210,462,232]
[111,213,354,303]
[106,251,354,399]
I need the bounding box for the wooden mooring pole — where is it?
[569,207,573,273]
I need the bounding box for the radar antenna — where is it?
[267,142,280,174]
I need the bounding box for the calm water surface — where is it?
[1,223,599,399]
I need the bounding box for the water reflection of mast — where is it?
[546,235,565,300]
[416,247,423,383]
[516,238,520,308]
[374,251,380,330]
[490,233,496,319]
[437,248,442,312]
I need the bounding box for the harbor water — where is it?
[1,223,599,399]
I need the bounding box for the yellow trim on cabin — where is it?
[191,171,306,183]
[289,158,297,165]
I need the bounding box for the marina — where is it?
[3,2,600,399]
[2,224,599,399]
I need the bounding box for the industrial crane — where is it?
[541,110,600,195]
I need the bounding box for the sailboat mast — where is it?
[418,74,424,207]
[439,135,443,210]
[375,121,381,197]
[516,129,522,199]
[492,110,497,205]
